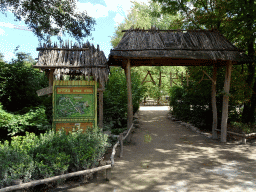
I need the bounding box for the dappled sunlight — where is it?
[66,109,256,192]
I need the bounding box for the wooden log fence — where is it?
[0,123,134,192]
[215,129,256,144]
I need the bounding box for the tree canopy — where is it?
[0,0,95,41]
[153,0,256,123]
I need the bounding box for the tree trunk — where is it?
[241,0,255,124]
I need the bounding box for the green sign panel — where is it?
[52,80,97,134]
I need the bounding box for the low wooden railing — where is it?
[0,124,134,192]
[215,129,256,144]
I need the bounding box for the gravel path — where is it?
[58,106,256,192]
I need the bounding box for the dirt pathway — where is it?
[60,106,256,192]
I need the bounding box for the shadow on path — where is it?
[56,106,256,192]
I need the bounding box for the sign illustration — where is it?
[52,81,97,134]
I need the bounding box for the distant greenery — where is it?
[0,53,48,113]
[0,127,109,188]
[0,52,51,141]
[169,65,254,132]
[103,67,147,130]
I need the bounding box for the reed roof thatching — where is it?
[33,41,109,86]
[108,28,252,66]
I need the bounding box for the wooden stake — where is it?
[221,60,232,142]
[211,64,218,139]
[48,69,54,96]
[119,133,123,158]
[98,83,104,129]
[125,59,133,142]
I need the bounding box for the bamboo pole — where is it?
[212,64,218,139]
[125,59,133,142]
[221,60,232,142]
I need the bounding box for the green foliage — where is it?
[154,0,256,123]
[231,122,256,134]
[103,67,147,129]
[0,0,95,41]
[110,0,182,48]
[170,65,254,130]
[0,127,109,188]
[0,54,48,113]
[134,66,186,103]
[0,103,51,139]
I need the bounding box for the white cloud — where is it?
[113,13,125,25]
[77,0,150,21]
[0,22,15,28]
[0,28,5,36]
[4,51,15,62]
[77,2,109,18]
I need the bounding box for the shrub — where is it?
[0,56,48,113]
[103,67,146,129]
[0,103,51,140]
[0,127,110,188]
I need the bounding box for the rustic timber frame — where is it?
[33,41,109,129]
[108,27,253,143]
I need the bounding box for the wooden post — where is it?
[105,161,112,181]
[212,64,218,139]
[125,59,133,142]
[48,69,54,96]
[221,61,232,142]
[98,83,104,129]
[119,133,123,158]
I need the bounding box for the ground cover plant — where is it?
[0,127,110,189]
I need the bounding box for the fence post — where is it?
[105,161,112,181]
[119,133,123,158]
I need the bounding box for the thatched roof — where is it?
[33,41,109,86]
[108,28,252,66]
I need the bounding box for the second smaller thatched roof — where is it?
[33,41,109,87]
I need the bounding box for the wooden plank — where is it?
[36,86,53,96]
[125,59,133,142]
[221,61,232,142]
[211,64,218,139]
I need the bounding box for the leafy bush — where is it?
[0,127,110,188]
[103,67,146,129]
[0,56,48,113]
[0,103,51,139]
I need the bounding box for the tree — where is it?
[0,0,95,41]
[0,52,48,113]
[110,1,182,48]
[153,0,256,123]
[110,0,185,103]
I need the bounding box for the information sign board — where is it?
[52,80,97,134]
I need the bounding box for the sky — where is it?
[0,0,149,62]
